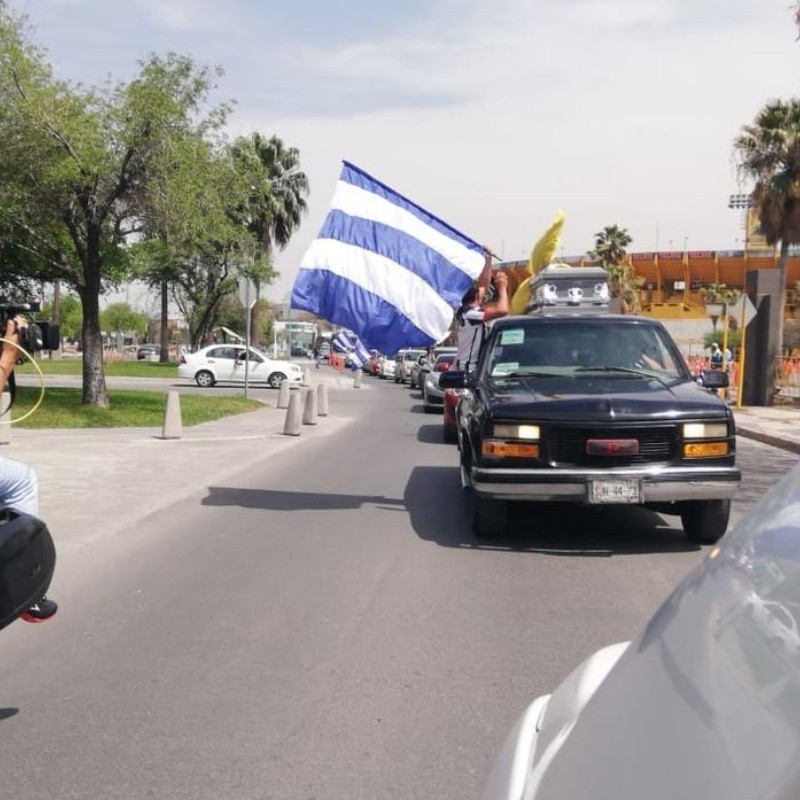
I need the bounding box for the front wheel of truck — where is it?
[680,499,731,545]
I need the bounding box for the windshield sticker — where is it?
[492,362,520,376]
[500,329,525,345]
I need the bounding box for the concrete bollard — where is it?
[0,391,11,444]
[277,379,291,409]
[161,390,183,439]
[301,367,311,387]
[316,382,329,416]
[282,391,302,436]
[302,386,318,425]
[353,370,362,389]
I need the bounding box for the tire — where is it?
[268,371,287,389]
[470,492,509,539]
[422,386,433,413]
[680,499,731,544]
[443,425,458,444]
[195,370,215,388]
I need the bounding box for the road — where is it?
[0,373,796,800]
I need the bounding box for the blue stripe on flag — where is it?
[292,269,435,353]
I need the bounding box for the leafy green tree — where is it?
[99,303,148,340]
[0,4,229,405]
[733,99,800,351]
[587,225,642,312]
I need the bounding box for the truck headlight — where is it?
[683,423,728,439]
[493,424,540,441]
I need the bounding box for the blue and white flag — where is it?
[290,161,486,355]
[333,328,370,370]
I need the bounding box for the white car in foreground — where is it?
[485,460,800,800]
[178,344,303,388]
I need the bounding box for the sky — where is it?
[12,0,800,309]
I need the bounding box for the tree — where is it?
[587,225,643,312]
[231,133,309,339]
[733,99,800,352]
[99,303,148,340]
[0,4,230,405]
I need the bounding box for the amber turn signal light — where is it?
[482,441,540,458]
[683,442,729,458]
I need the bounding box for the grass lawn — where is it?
[9,387,263,429]
[16,359,179,379]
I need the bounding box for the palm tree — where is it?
[587,225,642,312]
[231,133,309,342]
[733,99,800,350]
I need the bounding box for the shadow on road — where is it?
[202,486,405,512]
[404,466,700,556]
[0,708,19,722]
[416,424,449,445]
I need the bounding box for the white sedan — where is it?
[178,344,303,389]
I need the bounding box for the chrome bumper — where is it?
[470,465,741,503]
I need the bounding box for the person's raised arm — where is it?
[483,271,509,322]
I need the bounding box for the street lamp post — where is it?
[728,193,753,252]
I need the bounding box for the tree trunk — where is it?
[80,232,109,407]
[778,235,790,354]
[159,279,169,363]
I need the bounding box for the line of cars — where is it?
[361,345,460,438]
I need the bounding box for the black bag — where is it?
[0,508,56,631]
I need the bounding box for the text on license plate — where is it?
[589,479,641,504]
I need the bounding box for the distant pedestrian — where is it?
[710,342,723,370]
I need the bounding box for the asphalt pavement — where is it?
[0,365,798,552]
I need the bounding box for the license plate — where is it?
[589,479,641,504]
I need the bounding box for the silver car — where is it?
[484,459,800,800]
[422,352,457,412]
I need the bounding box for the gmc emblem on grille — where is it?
[586,438,640,456]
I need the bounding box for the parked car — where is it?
[484,460,800,800]
[368,352,384,376]
[422,352,457,412]
[136,343,160,360]
[442,387,462,443]
[411,347,456,390]
[394,349,427,384]
[178,344,303,388]
[380,354,398,380]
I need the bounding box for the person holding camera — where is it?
[0,315,39,517]
[454,248,509,373]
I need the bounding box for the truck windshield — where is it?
[483,320,689,383]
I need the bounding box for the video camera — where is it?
[0,297,60,354]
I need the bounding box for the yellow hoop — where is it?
[0,338,46,423]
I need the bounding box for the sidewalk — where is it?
[733,404,800,455]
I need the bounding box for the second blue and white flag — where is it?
[290,162,486,354]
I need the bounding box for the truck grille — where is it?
[545,425,677,467]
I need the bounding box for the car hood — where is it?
[481,375,729,422]
[492,463,800,800]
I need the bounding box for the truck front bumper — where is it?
[469,464,741,503]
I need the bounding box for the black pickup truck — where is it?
[440,310,740,542]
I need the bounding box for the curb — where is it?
[736,426,800,455]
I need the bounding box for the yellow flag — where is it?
[510,211,566,314]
